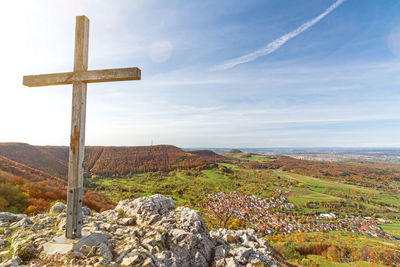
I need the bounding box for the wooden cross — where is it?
[23,15,141,239]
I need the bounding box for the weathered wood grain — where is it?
[66,15,89,239]
[22,15,141,239]
[23,67,141,87]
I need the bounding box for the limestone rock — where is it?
[214,258,226,267]
[40,216,56,225]
[82,207,93,216]
[49,202,66,214]
[115,249,131,263]
[0,194,281,267]
[158,207,215,267]
[100,209,119,222]
[0,212,26,223]
[67,251,84,259]
[142,257,155,267]
[73,232,110,251]
[225,257,241,267]
[31,223,43,231]
[57,219,66,232]
[232,247,255,264]
[214,245,226,261]
[120,249,144,266]
[57,212,66,219]
[119,217,136,226]
[78,245,93,257]
[15,242,39,261]
[13,218,33,227]
[97,242,113,260]
[115,194,175,224]
[1,256,22,267]
[210,229,278,267]
[4,228,11,235]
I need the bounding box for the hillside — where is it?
[0,143,224,214]
[0,143,68,178]
[0,145,110,214]
[0,156,113,214]
[187,149,225,162]
[85,145,215,175]
[1,145,400,265]
[0,195,282,266]
[0,155,60,184]
[0,143,224,179]
[244,155,400,190]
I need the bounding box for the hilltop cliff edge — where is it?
[0,195,281,267]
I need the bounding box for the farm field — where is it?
[270,231,400,266]
[284,187,339,207]
[87,152,400,220]
[88,168,240,205]
[306,255,386,267]
[380,223,400,238]
[2,143,400,266]
[63,150,400,266]
[275,171,400,217]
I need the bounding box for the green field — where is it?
[84,152,400,267]
[87,163,286,206]
[218,162,239,169]
[275,171,400,216]
[270,231,400,267]
[286,187,339,206]
[380,223,400,238]
[89,167,242,205]
[225,152,276,163]
[279,171,379,195]
[87,162,400,219]
[307,255,385,267]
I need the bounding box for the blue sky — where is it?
[0,0,400,147]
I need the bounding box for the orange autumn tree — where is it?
[202,191,249,229]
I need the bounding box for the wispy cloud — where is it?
[211,0,345,71]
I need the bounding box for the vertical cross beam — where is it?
[66,16,89,239]
[23,14,141,238]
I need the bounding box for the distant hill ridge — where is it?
[0,143,223,213]
[0,143,224,179]
[0,143,68,178]
[225,149,243,154]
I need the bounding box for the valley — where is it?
[1,143,400,265]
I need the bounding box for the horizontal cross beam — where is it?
[23,67,141,87]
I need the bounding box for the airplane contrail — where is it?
[210,0,345,71]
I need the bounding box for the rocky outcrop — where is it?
[210,229,278,266]
[49,202,66,214]
[0,194,281,266]
[0,212,26,225]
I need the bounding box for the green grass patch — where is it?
[307,255,384,267]
[277,171,400,216]
[271,231,400,267]
[87,166,282,206]
[380,222,400,238]
[218,163,239,169]
[90,168,240,205]
[287,187,339,206]
[281,172,379,195]
[225,152,275,162]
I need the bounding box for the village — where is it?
[205,191,397,240]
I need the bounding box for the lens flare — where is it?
[150,40,173,63]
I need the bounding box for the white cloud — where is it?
[211,0,345,70]
[0,0,399,147]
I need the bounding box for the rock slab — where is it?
[42,231,110,256]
